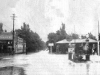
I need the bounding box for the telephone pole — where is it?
[11,14,16,55]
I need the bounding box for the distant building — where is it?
[0,32,26,54]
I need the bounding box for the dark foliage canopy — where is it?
[15,23,46,52]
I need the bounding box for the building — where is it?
[0,32,26,54]
[55,39,69,54]
[14,37,26,53]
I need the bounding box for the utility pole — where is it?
[98,21,99,55]
[11,14,16,55]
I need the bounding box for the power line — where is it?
[3,24,12,30]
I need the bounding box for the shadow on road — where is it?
[0,66,26,75]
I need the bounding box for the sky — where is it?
[0,0,100,42]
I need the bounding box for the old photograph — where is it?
[0,0,100,75]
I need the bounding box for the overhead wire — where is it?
[3,24,13,31]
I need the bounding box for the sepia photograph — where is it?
[0,0,100,75]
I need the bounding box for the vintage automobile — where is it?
[68,38,97,62]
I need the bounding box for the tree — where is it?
[15,22,45,52]
[56,23,67,41]
[88,33,97,40]
[0,23,3,33]
[47,23,69,43]
[48,32,57,43]
[59,23,67,40]
[81,33,96,40]
[66,35,72,41]
[81,35,86,39]
[71,33,79,39]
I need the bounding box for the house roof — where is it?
[56,38,97,44]
[56,39,69,44]
[70,38,97,43]
[0,32,25,44]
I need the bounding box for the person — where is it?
[84,43,89,50]
[83,42,90,55]
[84,43,90,61]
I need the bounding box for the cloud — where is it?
[13,0,100,41]
[0,0,19,31]
[14,0,50,41]
[0,0,100,41]
[14,0,69,41]
[67,0,100,36]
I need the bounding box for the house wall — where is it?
[55,43,69,54]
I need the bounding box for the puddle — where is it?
[0,66,26,75]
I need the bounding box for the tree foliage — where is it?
[47,23,80,44]
[88,33,97,40]
[48,33,57,43]
[81,35,86,39]
[81,33,97,40]
[15,22,46,52]
[71,33,79,39]
[47,23,67,43]
[57,23,67,41]
[47,23,96,45]
[0,23,3,33]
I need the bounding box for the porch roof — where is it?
[56,39,69,44]
[70,38,97,43]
